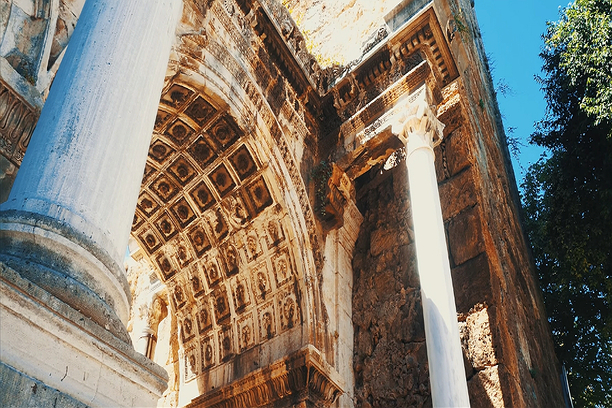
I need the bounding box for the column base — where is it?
[0,262,168,407]
[0,209,130,341]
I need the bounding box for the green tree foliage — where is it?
[522,1,612,406]
[548,0,612,126]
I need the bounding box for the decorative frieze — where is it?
[0,80,37,166]
[185,347,341,408]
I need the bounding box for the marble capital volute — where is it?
[391,90,445,157]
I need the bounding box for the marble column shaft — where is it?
[0,0,182,337]
[394,89,471,407]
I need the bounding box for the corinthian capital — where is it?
[391,89,445,157]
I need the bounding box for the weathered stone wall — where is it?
[0,360,88,408]
[349,119,490,407]
[351,110,565,407]
[1,1,568,407]
[435,0,566,406]
[352,159,431,408]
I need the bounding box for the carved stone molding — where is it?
[314,164,355,230]
[0,80,38,166]
[186,346,342,408]
[324,6,458,127]
[224,0,458,129]
[332,65,434,181]
[392,88,445,157]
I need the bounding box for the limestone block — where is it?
[460,306,498,371]
[399,289,426,343]
[439,167,478,221]
[0,362,87,408]
[451,252,493,315]
[398,242,420,289]
[0,263,168,407]
[369,225,398,258]
[434,142,447,183]
[446,127,472,177]
[0,2,48,80]
[467,365,505,408]
[47,0,85,70]
[0,1,10,36]
[447,204,485,266]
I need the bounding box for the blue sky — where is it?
[473,1,570,185]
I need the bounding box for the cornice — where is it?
[326,6,459,126]
[186,346,342,408]
[228,0,458,131]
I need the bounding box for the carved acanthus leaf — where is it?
[392,89,445,156]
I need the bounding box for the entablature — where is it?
[209,0,459,134]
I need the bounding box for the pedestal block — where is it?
[0,262,169,407]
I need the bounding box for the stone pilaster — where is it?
[392,87,470,407]
[321,165,363,408]
[0,0,182,406]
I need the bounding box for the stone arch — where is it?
[130,62,328,401]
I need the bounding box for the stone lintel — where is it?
[186,345,342,408]
[336,125,404,181]
[333,76,464,183]
[327,4,458,121]
[332,62,430,181]
[0,262,168,407]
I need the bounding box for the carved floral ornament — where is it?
[391,89,445,158]
[127,74,320,385]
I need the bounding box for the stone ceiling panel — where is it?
[131,80,307,390]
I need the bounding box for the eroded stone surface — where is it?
[1,1,568,407]
[467,365,505,408]
[283,0,409,66]
[353,164,431,408]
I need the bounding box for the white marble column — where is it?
[135,296,167,360]
[393,89,471,407]
[0,0,182,339]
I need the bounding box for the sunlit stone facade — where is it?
[1,1,567,407]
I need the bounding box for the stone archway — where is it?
[0,1,572,407]
[130,56,340,405]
